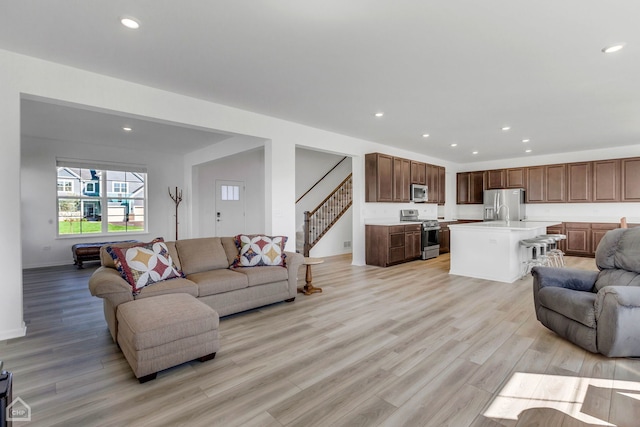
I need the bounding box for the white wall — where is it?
[20,135,185,268]
[195,147,265,236]
[295,148,353,257]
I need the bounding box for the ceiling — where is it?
[21,99,233,154]
[3,1,640,163]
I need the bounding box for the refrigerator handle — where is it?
[494,193,499,219]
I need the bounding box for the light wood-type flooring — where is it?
[3,254,640,426]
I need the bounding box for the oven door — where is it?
[421,226,440,259]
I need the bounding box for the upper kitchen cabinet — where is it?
[486,169,505,189]
[621,157,640,201]
[393,157,411,202]
[506,168,526,188]
[525,166,545,203]
[486,168,525,189]
[567,162,591,203]
[366,153,445,203]
[525,164,566,203]
[456,171,484,204]
[365,153,394,202]
[438,166,446,205]
[593,159,620,202]
[411,161,426,185]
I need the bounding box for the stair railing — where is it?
[303,173,352,256]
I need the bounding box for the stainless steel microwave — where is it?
[411,184,428,202]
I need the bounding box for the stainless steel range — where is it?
[400,209,441,260]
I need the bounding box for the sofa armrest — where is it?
[285,251,304,296]
[595,286,640,357]
[532,267,598,292]
[88,266,134,308]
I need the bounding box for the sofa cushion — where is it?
[187,269,249,296]
[232,234,288,267]
[135,277,198,300]
[232,266,288,287]
[538,286,597,328]
[175,237,229,275]
[106,239,184,295]
[221,237,239,267]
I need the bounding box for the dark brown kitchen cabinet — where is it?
[411,161,426,185]
[593,159,620,202]
[365,153,393,202]
[393,157,411,202]
[426,163,439,203]
[546,224,566,253]
[365,225,405,267]
[525,166,545,203]
[366,224,421,267]
[404,224,422,260]
[567,162,591,203]
[439,224,450,254]
[456,171,484,204]
[526,164,566,203]
[438,166,446,205]
[546,164,566,202]
[486,169,505,189]
[621,157,640,201]
[506,168,525,188]
[564,222,591,256]
[591,223,619,255]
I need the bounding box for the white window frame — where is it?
[112,181,128,194]
[57,179,73,193]
[56,162,147,237]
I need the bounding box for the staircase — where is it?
[302,174,352,256]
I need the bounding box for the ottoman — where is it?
[116,293,220,383]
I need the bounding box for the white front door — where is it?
[215,180,246,236]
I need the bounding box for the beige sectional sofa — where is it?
[89,236,303,342]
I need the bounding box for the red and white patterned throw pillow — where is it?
[106,238,184,294]
[232,234,288,267]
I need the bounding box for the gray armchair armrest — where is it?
[595,286,640,357]
[532,267,598,292]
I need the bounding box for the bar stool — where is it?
[537,234,566,267]
[520,239,547,278]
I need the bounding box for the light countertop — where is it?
[448,220,561,231]
[364,218,433,226]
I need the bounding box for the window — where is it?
[112,182,128,194]
[221,185,240,201]
[56,163,147,236]
[57,179,73,193]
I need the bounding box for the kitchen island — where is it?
[448,221,561,283]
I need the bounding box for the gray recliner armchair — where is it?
[532,227,640,357]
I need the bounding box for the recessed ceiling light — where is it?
[602,44,624,54]
[422,134,430,138]
[472,151,479,155]
[450,143,457,147]
[122,127,132,132]
[525,149,532,153]
[501,126,511,131]
[522,138,530,143]
[374,112,384,117]
[120,17,140,30]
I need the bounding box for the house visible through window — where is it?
[56,162,147,236]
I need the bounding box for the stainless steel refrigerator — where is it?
[483,188,526,221]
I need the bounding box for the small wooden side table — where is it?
[299,257,324,295]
